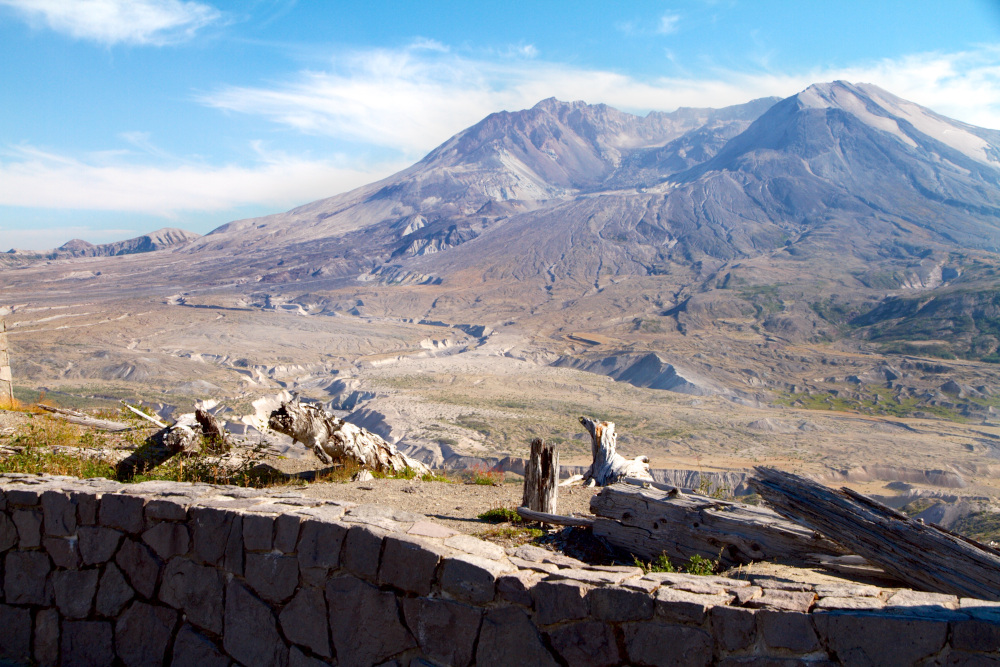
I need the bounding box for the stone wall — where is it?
[0,321,12,406]
[0,473,998,666]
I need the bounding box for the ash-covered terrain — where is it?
[3,81,1000,511]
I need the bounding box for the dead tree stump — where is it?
[522,438,559,514]
[0,321,12,407]
[578,416,653,486]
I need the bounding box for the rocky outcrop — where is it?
[554,352,724,396]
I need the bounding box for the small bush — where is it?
[633,552,720,576]
[634,553,676,574]
[478,506,522,523]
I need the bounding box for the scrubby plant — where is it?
[477,505,523,523]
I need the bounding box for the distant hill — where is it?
[52,228,201,258]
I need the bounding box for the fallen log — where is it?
[517,506,594,528]
[522,438,558,514]
[121,402,167,429]
[590,481,846,566]
[576,416,653,486]
[36,405,132,432]
[268,397,430,476]
[750,466,1000,600]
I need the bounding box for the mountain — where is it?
[7,227,201,258]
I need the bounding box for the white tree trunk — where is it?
[579,416,653,486]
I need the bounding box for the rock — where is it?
[96,562,134,617]
[444,533,507,560]
[711,605,756,653]
[245,552,299,604]
[115,538,161,599]
[53,569,99,619]
[342,524,387,582]
[41,490,77,536]
[746,589,815,613]
[532,580,591,626]
[13,508,42,547]
[476,606,558,667]
[655,587,733,624]
[144,498,189,522]
[547,620,621,667]
[78,526,123,565]
[243,512,276,552]
[44,536,80,569]
[402,597,482,667]
[497,570,542,607]
[223,580,289,667]
[273,514,300,553]
[589,585,655,622]
[354,470,375,482]
[115,601,176,667]
[159,557,225,634]
[624,622,712,667]
[0,604,32,663]
[758,610,820,652]
[378,535,450,595]
[170,624,231,667]
[951,618,1000,653]
[190,506,238,567]
[61,621,114,667]
[5,550,52,605]
[813,612,948,667]
[142,522,190,560]
[280,587,331,658]
[100,494,145,534]
[440,553,514,605]
[326,575,415,666]
[0,514,16,552]
[297,519,347,571]
[34,608,60,667]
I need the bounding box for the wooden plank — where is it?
[517,506,594,528]
[522,438,559,514]
[590,481,846,566]
[750,466,1000,600]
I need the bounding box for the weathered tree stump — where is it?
[577,416,653,486]
[268,397,430,475]
[522,438,559,514]
[0,321,12,407]
[195,408,231,452]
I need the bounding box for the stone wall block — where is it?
[100,494,145,534]
[758,610,820,653]
[498,569,541,607]
[42,490,77,536]
[547,620,621,667]
[279,586,332,658]
[142,522,190,560]
[61,620,114,667]
[475,606,559,667]
[224,514,244,576]
[655,587,731,625]
[190,506,235,567]
[242,512,275,552]
[343,523,387,582]
[116,538,161,599]
[224,580,289,667]
[624,621,713,667]
[297,519,347,571]
[170,623,231,667]
[78,525,122,565]
[34,608,60,667]
[96,562,134,617]
[245,552,299,604]
[711,605,757,654]
[115,600,178,667]
[589,585,655,622]
[43,536,80,569]
[326,574,415,666]
[5,549,52,604]
[6,488,41,506]
[813,611,948,667]
[379,535,448,596]
[13,508,42,548]
[440,553,513,605]
[0,513,17,553]
[159,557,225,634]
[273,513,300,553]
[950,618,1000,654]
[402,596,482,667]
[289,646,330,667]
[75,492,100,526]
[531,579,591,626]
[0,603,32,664]
[53,569,99,619]
[145,498,188,522]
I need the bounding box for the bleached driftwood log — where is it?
[590,479,847,566]
[522,438,558,514]
[268,398,430,475]
[121,402,167,428]
[577,416,652,486]
[36,405,133,432]
[162,413,202,456]
[517,507,594,528]
[751,467,1000,600]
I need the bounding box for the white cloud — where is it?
[0,0,221,45]
[0,144,405,215]
[657,13,681,34]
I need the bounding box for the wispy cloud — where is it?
[657,13,681,34]
[0,0,221,46]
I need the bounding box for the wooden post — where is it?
[523,438,559,514]
[0,321,12,408]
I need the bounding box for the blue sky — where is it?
[1,0,999,250]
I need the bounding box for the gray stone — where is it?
[0,513,17,552]
[379,535,449,595]
[76,491,100,525]
[476,606,558,667]
[758,610,819,652]
[53,569,99,619]
[224,513,244,576]
[402,597,482,667]
[951,618,1000,653]
[624,622,713,667]
[245,552,299,604]
[280,587,331,658]
[5,549,51,604]
[96,562,134,617]
[343,523,387,582]
[34,608,60,667]
[78,525,122,565]
[116,538,161,598]
[886,589,959,610]
[224,580,289,667]
[548,620,620,667]
[532,579,590,626]
[655,587,732,624]
[343,503,422,532]
[170,623,231,667]
[440,553,513,605]
[327,574,415,666]
[116,601,177,667]
[6,487,41,506]
[274,513,300,553]
[732,586,763,605]
[190,506,236,566]
[711,605,756,653]
[159,557,225,634]
[44,536,80,569]
[746,589,815,613]
[590,585,655,622]
[289,646,330,667]
[145,498,188,522]
[945,651,1000,666]
[42,490,77,536]
[13,508,42,547]
[61,621,114,667]
[814,596,885,610]
[444,534,506,560]
[497,569,541,606]
[243,512,275,552]
[551,567,642,586]
[0,604,31,664]
[142,522,190,560]
[813,611,948,667]
[297,519,347,571]
[100,493,145,534]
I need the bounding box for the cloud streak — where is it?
[0,0,221,45]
